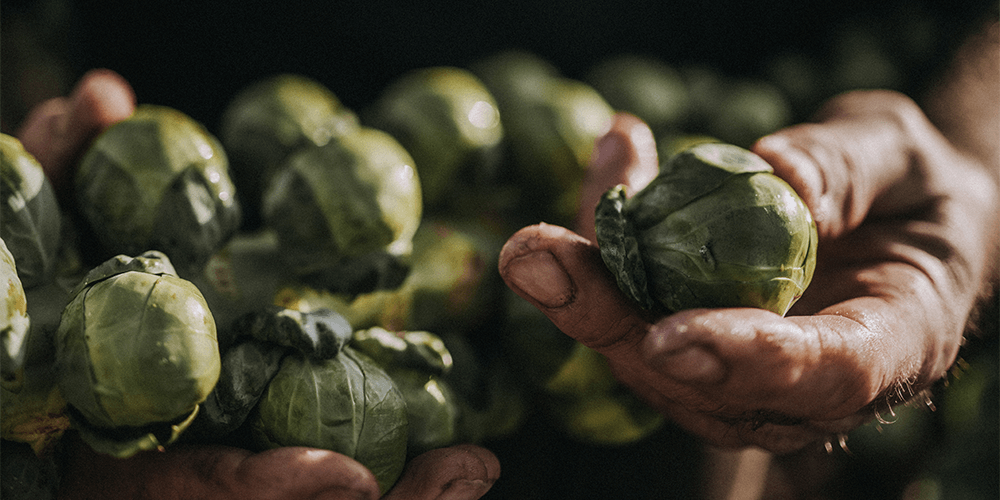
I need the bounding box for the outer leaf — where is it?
[0,135,61,290]
[251,347,407,493]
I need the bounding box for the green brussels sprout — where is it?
[351,327,459,455]
[707,79,793,148]
[54,251,220,456]
[596,142,817,316]
[273,217,505,336]
[1,238,30,384]
[586,54,690,133]
[471,51,615,224]
[500,290,662,445]
[189,306,353,441]
[544,342,664,445]
[366,66,504,211]
[469,50,562,109]
[1,134,61,289]
[250,346,408,493]
[261,126,422,294]
[220,74,359,228]
[75,105,241,277]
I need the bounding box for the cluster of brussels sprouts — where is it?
[1,41,830,499]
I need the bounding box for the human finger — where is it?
[574,112,658,243]
[16,68,135,202]
[383,445,500,500]
[57,434,381,500]
[752,89,950,241]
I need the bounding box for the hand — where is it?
[498,93,998,454]
[16,69,500,500]
[58,433,499,500]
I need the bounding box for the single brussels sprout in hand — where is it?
[220,74,359,229]
[596,142,817,316]
[261,126,421,294]
[54,251,221,457]
[365,66,504,211]
[249,346,408,493]
[1,134,61,290]
[75,105,241,277]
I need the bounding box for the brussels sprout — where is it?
[707,79,793,148]
[504,78,615,224]
[501,290,662,445]
[1,134,61,289]
[544,343,664,445]
[596,142,817,316]
[261,126,421,294]
[75,105,241,277]
[1,238,30,385]
[54,251,220,456]
[2,239,72,457]
[471,51,615,224]
[352,327,459,455]
[220,74,359,228]
[190,306,353,441]
[469,50,561,109]
[250,347,408,493]
[366,66,504,210]
[586,54,690,133]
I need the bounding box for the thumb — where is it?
[498,223,653,358]
[752,90,943,241]
[17,68,135,202]
[383,445,500,500]
[574,112,659,243]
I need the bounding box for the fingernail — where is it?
[653,345,725,384]
[505,250,574,309]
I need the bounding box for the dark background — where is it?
[2,0,992,133]
[2,1,996,499]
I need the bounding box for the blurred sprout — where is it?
[220,74,358,228]
[596,143,817,316]
[55,251,220,457]
[250,346,408,493]
[262,126,421,294]
[1,238,30,385]
[75,105,241,277]
[707,79,793,148]
[1,134,61,289]
[275,217,504,335]
[501,289,662,445]
[471,51,615,224]
[352,327,459,455]
[586,54,690,133]
[366,66,504,211]
[469,50,561,108]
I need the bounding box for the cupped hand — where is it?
[499,94,998,454]
[18,69,500,500]
[58,433,500,500]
